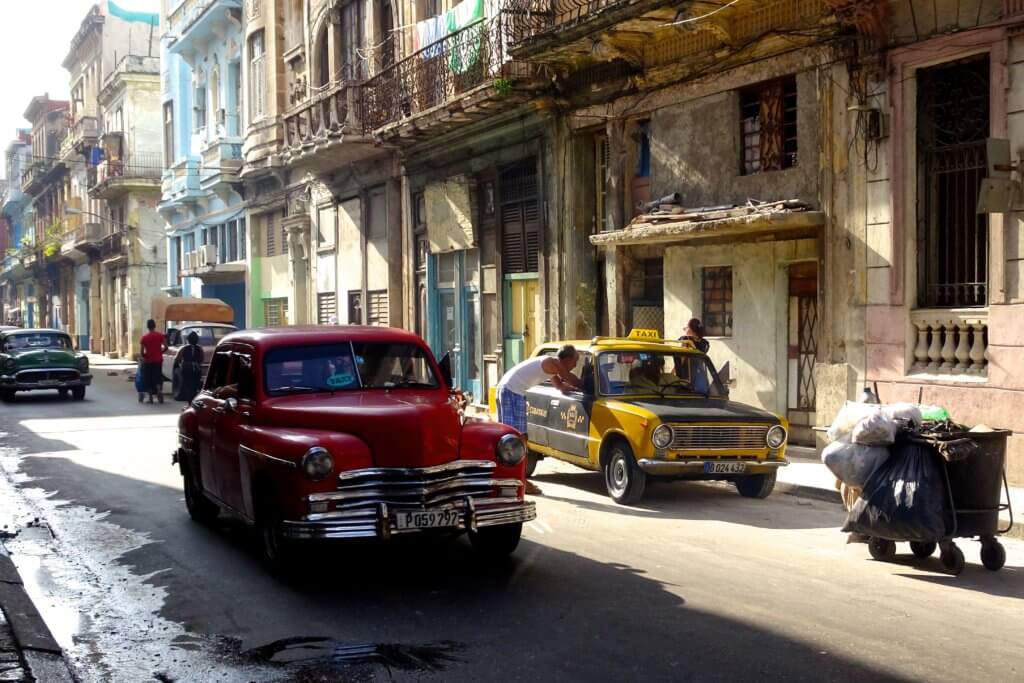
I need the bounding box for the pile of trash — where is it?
[823,400,954,542]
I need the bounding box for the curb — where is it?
[0,545,75,683]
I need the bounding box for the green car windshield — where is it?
[597,350,725,398]
[3,333,73,352]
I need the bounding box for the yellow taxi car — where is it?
[497,330,789,504]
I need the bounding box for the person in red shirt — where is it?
[139,319,167,404]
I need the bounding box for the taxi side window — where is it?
[537,350,592,393]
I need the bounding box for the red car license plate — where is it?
[395,508,462,530]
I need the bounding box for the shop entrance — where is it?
[787,261,818,445]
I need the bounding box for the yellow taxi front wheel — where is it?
[603,440,646,505]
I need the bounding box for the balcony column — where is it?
[968,320,987,375]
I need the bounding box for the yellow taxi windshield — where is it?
[596,350,725,398]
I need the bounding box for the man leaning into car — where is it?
[496,344,582,494]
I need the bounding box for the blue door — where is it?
[427,251,481,401]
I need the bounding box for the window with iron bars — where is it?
[264,297,288,327]
[701,266,733,337]
[916,56,990,309]
[740,76,797,175]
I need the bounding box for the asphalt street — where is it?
[0,369,1022,682]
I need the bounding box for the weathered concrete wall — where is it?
[649,70,820,209]
[664,238,817,414]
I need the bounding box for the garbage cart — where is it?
[853,426,1013,575]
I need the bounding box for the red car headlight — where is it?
[301,447,335,481]
[496,434,526,466]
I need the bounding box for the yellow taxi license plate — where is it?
[395,508,462,530]
[704,462,746,474]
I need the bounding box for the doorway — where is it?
[787,261,818,446]
[428,250,482,402]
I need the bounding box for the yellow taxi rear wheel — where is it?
[603,440,646,505]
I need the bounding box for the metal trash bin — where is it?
[891,428,1014,574]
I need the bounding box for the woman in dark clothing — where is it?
[680,318,710,354]
[175,331,204,401]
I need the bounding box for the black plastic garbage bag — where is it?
[842,442,950,542]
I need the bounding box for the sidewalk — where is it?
[0,545,74,683]
[777,445,1024,539]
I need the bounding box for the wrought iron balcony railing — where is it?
[92,151,163,188]
[361,14,527,133]
[283,79,358,150]
[501,0,632,44]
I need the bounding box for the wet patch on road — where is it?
[242,636,463,670]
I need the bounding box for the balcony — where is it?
[503,0,666,57]
[161,157,203,207]
[59,222,104,258]
[167,0,242,54]
[90,150,163,199]
[100,230,127,260]
[180,243,245,284]
[910,309,989,379]
[360,14,544,142]
[281,80,383,170]
[21,160,51,193]
[200,138,243,189]
[61,114,100,159]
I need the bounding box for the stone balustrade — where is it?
[910,309,988,376]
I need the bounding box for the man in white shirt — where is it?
[497,345,581,429]
[496,345,581,493]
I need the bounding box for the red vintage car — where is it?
[173,326,536,570]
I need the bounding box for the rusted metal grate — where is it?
[796,295,817,410]
[917,56,989,309]
[740,76,797,175]
[701,266,733,337]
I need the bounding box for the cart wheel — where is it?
[909,541,937,558]
[940,544,966,575]
[980,540,1006,571]
[868,537,896,561]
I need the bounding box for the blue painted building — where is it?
[0,131,34,326]
[159,0,247,328]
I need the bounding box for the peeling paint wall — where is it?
[649,70,821,209]
[664,238,817,415]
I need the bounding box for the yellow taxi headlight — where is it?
[651,424,673,449]
[767,425,787,449]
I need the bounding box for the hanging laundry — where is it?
[447,0,485,74]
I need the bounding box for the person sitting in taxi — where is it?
[628,357,677,392]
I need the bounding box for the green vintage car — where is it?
[0,328,92,401]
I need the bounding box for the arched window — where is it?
[315,25,330,87]
[378,0,395,70]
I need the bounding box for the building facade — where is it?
[160,0,248,328]
[0,132,33,325]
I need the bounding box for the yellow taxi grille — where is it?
[668,425,769,450]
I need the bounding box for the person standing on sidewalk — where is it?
[139,319,167,404]
[496,345,582,494]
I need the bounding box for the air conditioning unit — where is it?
[200,243,217,266]
[185,250,198,270]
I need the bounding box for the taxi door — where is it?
[525,354,592,460]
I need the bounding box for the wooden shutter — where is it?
[499,162,540,274]
[367,290,389,326]
[317,292,336,324]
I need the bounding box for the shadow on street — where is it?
[9,448,919,682]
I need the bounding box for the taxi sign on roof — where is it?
[627,328,661,341]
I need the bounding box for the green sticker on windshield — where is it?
[326,373,356,389]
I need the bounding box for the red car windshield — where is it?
[264,341,439,395]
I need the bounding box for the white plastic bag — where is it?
[821,437,890,488]
[827,401,881,443]
[851,411,898,446]
[882,403,923,430]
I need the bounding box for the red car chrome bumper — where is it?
[281,497,536,540]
